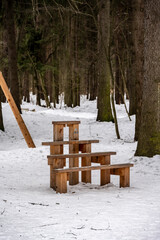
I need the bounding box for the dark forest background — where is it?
[0,0,160,157]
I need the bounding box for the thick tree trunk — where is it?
[127,2,137,116]
[97,0,113,122]
[1,30,8,102]
[3,0,21,113]
[64,13,73,107]
[72,15,80,107]
[133,0,144,141]
[135,0,160,157]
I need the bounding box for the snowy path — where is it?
[0,97,160,239]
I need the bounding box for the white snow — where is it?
[0,96,160,240]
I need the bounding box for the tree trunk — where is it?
[72,14,80,107]
[23,72,30,102]
[133,0,144,141]
[1,29,8,102]
[3,0,21,113]
[135,0,160,157]
[97,0,113,122]
[0,99,4,131]
[127,2,137,116]
[64,13,73,107]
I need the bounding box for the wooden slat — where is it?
[100,155,110,185]
[42,140,99,146]
[56,172,67,193]
[49,145,63,189]
[69,123,79,185]
[81,143,91,183]
[53,124,64,142]
[53,163,134,173]
[47,152,116,159]
[0,72,36,148]
[52,121,80,125]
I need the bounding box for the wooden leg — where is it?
[100,156,110,186]
[69,159,79,185]
[69,124,79,185]
[50,145,64,189]
[56,172,67,193]
[50,165,54,189]
[120,168,130,187]
[81,144,91,183]
[69,143,79,185]
[51,159,65,190]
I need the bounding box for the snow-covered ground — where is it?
[0,96,160,240]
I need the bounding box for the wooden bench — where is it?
[47,152,116,189]
[43,140,99,187]
[53,163,134,193]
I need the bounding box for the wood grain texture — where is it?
[42,140,99,145]
[53,163,133,173]
[0,72,35,148]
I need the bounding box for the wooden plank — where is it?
[42,139,99,146]
[100,155,110,186]
[81,143,91,183]
[53,124,64,142]
[51,124,64,189]
[53,163,134,173]
[69,123,79,140]
[120,168,130,187]
[49,145,63,189]
[47,152,116,159]
[52,121,80,125]
[56,172,67,193]
[69,123,79,185]
[51,158,65,190]
[0,72,35,148]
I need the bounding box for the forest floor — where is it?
[0,95,160,240]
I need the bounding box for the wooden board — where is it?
[48,152,116,159]
[81,143,91,183]
[42,139,99,145]
[69,123,79,185]
[52,121,80,125]
[0,72,35,148]
[53,163,134,173]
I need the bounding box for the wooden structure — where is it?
[42,120,134,193]
[0,72,35,148]
[54,163,133,193]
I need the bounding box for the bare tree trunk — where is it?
[64,12,73,107]
[135,0,160,157]
[0,99,4,131]
[97,0,113,122]
[1,29,8,102]
[133,0,144,141]
[3,0,21,113]
[23,72,30,102]
[127,2,137,116]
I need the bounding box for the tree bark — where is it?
[135,0,160,157]
[3,0,21,113]
[133,0,144,141]
[97,0,113,122]
[0,99,4,131]
[64,12,73,107]
[127,2,137,116]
